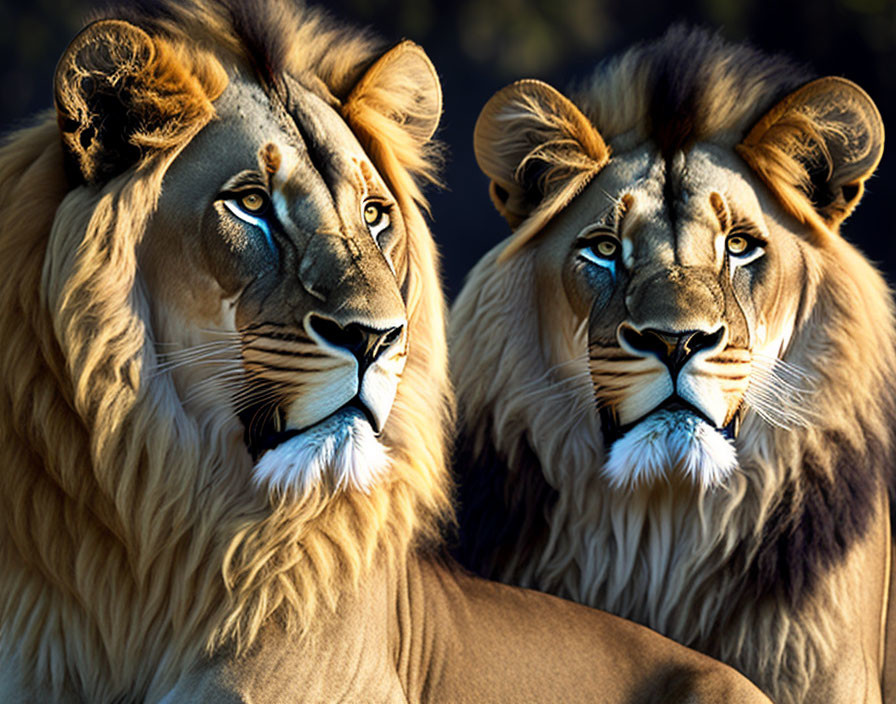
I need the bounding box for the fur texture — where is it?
[453,27,894,703]
[0,2,451,701]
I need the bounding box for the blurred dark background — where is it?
[3,0,895,299]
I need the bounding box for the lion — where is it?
[451,26,895,704]
[0,4,770,703]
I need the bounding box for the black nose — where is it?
[309,315,403,375]
[619,324,724,376]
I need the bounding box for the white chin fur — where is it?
[253,410,390,496]
[603,410,737,491]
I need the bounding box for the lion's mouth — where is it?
[240,397,380,461]
[600,395,741,447]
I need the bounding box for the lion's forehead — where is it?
[597,147,770,261]
[213,77,377,199]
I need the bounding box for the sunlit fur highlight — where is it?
[473,80,610,260]
[0,2,451,701]
[483,26,829,259]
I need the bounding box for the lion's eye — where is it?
[224,189,271,218]
[726,235,749,255]
[362,201,391,241]
[725,232,765,265]
[580,235,620,264]
[595,239,618,258]
[364,203,383,225]
[222,189,275,252]
[240,191,267,213]
[577,234,621,281]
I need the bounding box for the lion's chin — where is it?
[603,410,737,491]
[253,408,390,496]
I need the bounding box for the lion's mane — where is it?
[451,28,896,703]
[0,1,451,700]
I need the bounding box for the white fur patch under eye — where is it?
[367,211,390,242]
[730,248,765,269]
[603,410,737,490]
[253,410,390,495]
[621,238,634,268]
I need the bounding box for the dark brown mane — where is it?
[574,25,815,151]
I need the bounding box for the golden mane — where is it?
[0,1,451,700]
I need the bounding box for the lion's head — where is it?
[0,1,450,700]
[451,28,895,701]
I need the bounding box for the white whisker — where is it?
[198,328,243,338]
[509,354,590,399]
[744,353,817,429]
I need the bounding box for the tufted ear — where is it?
[342,40,442,201]
[54,19,225,185]
[473,80,609,258]
[737,77,884,233]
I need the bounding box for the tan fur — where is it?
[453,29,894,704]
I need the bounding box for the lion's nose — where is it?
[308,314,403,376]
[618,323,725,376]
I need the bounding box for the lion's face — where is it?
[50,19,442,498]
[467,71,883,491]
[140,75,410,493]
[533,144,809,487]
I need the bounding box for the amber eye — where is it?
[362,201,391,242]
[579,233,621,271]
[582,235,619,261]
[726,235,749,255]
[595,239,618,258]
[240,191,267,213]
[364,203,384,226]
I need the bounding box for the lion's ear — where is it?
[54,19,222,185]
[737,77,884,232]
[346,40,441,143]
[343,40,442,191]
[474,80,609,231]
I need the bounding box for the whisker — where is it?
[152,339,241,377]
[198,328,243,338]
[752,353,816,384]
[233,388,288,415]
[743,352,818,429]
[181,368,250,404]
[156,345,238,362]
[508,354,589,394]
[154,356,241,376]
